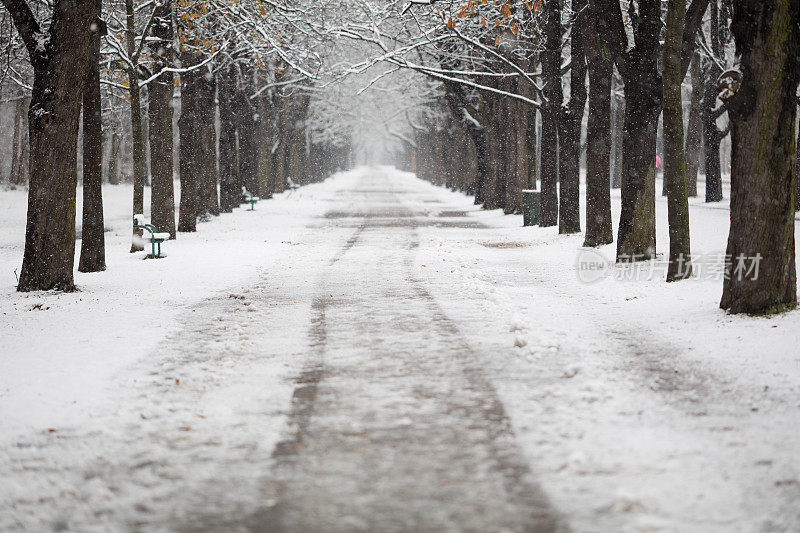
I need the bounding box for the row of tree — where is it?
[0,0,351,292]
[371,0,798,315]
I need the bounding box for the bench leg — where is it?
[157,242,162,257]
[151,241,156,259]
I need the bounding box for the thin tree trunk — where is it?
[540,0,562,227]
[147,0,176,238]
[108,127,121,185]
[703,0,725,203]
[583,0,614,247]
[559,2,587,234]
[125,0,147,252]
[9,0,97,291]
[662,0,692,281]
[685,52,703,197]
[611,73,624,189]
[79,10,106,273]
[9,95,24,185]
[720,0,798,314]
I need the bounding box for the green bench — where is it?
[242,187,260,211]
[133,214,169,258]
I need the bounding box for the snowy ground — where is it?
[1,168,799,532]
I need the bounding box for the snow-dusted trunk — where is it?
[610,75,624,190]
[662,0,692,281]
[583,0,614,247]
[558,4,587,234]
[10,0,97,291]
[147,1,176,238]
[539,0,562,227]
[125,0,147,252]
[702,1,726,204]
[720,0,799,314]
[79,9,106,273]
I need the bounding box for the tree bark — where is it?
[195,68,219,218]
[616,0,661,262]
[147,0,176,238]
[8,0,98,291]
[9,94,24,185]
[610,73,624,190]
[662,0,693,281]
[583,0,614,247]
[108,127,121,185]
[685,52,703,198]
[559,3,587,234]
[79,9,106,273]
[178,57,199,232]
[720,0,799,313]
[540,0,562,227]
[703,0,726,203]
[217,64,239,212]
[125,0,147,252]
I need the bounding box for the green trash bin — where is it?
[522,190,541,227]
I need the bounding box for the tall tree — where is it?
[597,0,709,262]
[662,0,693,281]
[218,64,240,212]
[124,0,149,252]
[147,0,176,238]
[79,6,106,273]
[540,0,563,227]
[583,0,615,247]
[558,3,587,235]
[719,0,799,313]
[702,0,728,203]
[3,0,98,291]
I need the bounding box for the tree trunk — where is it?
[196,69,219,218]
[703,1,725,203]
[720,0,799,314]
[10,0,97,291]
[237,74,259,196]
[125,0,147,252]
[610,73,624,189]
[108,127,121,185]
[178,58,199,232]
[79,10,106,273]
[7,0,96,291]
[558,3,587,234]
[685,52,703,197]
[147,0,176,238]
[662,0,692,281]
[444,80,488,205]
[217,64,239,212]
[540,0,562,227]
[583,0,614,247]
[9,95,24,185]
[616,0,661,262]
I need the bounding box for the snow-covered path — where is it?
[2,167,800,532]
[256,178,560,532]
